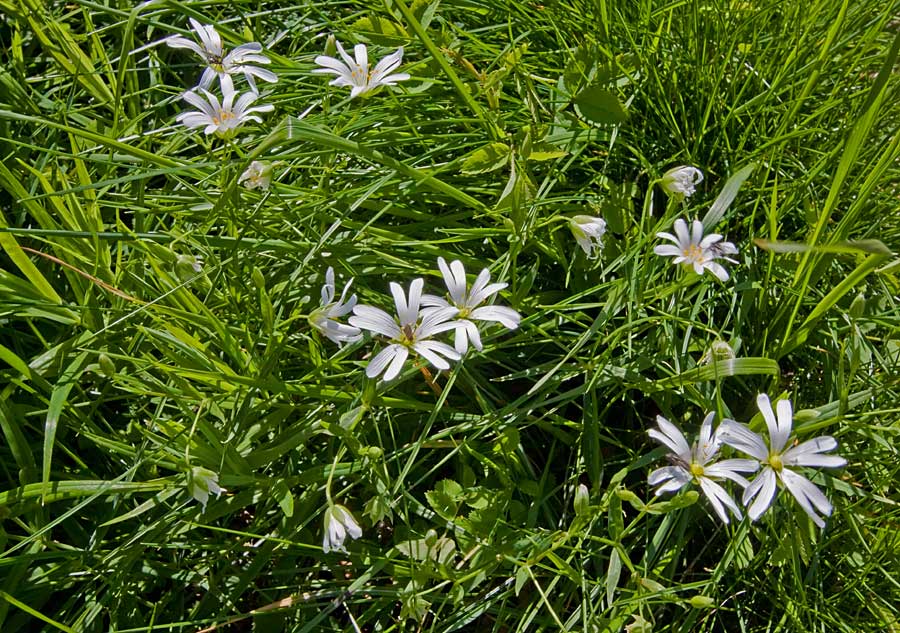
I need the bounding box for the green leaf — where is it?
[460,142,510,174]
[574,85,627,125]
[753,238,892,255]
[700,163,755,230]
[43,351,90,497]
[526,142,567,162]
[650,357,780,390]
[273,480,294,518]
[425,479,463,520]
[351,16,410,46]
[645,490,699,514]
[606,549,621,607]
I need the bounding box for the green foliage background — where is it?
[0,0,899,630]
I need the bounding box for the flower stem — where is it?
[418,364,443,397]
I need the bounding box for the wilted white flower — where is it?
[349,278,460,381]
[648,413,759,523]
[661,165,703,199]
[177,75,274,137]
[654,218,738,281]
[309,267,362,346]
[166,17,277,92]
[187,466,223,511]
[568,215,607,258]
[312,40,410,99]
[421,257,520,354]
[718,394,847,528]
[322,504,362,554]
[238,160,272,190]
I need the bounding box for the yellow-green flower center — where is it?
[682,243,705,263]
[690,462,705,478]
[768,454,783,472]
[399,323,416,346]
[212,111,235,127]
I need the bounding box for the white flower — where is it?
[648,413,759,523]
[187,466,223,511]
[239,160,272,190]
[661,165,703,199]
[309,267,362,346]
[718,394,847,528]
[322,504,362,554]
[166,18,277,92]
[421,258,520,354]
[654,218,738,281]
[568,215,607,258]
[312,40,410,99]
[176,75,274,137]
[349,278,460,381]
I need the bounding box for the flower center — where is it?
[689,462,705,478]
[206,54,225,72]
[399,323,416,345]
[212,110,235,127]
[351,65,371,85]
[768,453,783,472]
[682,243,706,263]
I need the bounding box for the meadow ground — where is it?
[1,0,899,631]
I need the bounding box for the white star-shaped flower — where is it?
[660,165,703,199]
[312,40,410,99]
[568,215,607,259]
[187,466,223,511]
[654,218,738,281]
[309,267,362,346]
[322,504,362,554]
[349,278,460,381]
[718,394,847,528]
[166,17,277,92]
[421,257,520,354]
[238,160,272,190]
[648,412,759,523]
[177,75,274,138]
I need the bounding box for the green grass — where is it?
[1,0,899,630]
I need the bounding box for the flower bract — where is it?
[654,218,738,281]
[718,394,847,528]
[312,40,410,99]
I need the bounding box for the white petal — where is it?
[365,345,401,378]
[744,467,778,521]
[414,340,461,363]
[383,345,409,380]
[416,307,459,338]
[420,293,450,308]
[648,415,691,458]
[349,305,400,338]
[699,478,742,523]
[783,437,846,468]
[439,258,466,304]
[780,469,832,528]
[717,419,769,461]
[470,305,520,330]
[773,398,794,453]
[654,244,682,257]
